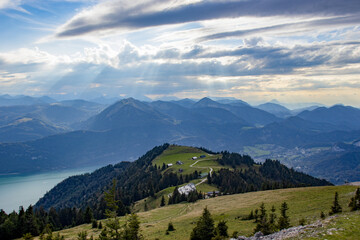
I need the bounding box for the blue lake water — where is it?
[0,166,100,213]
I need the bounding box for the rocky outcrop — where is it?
[232,217,336,240]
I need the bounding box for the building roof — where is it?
[178,183,196,195]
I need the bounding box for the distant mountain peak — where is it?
[119,97,136,104]
[297,104,360,130]
[256,102,291,118]
[193,97,223,108]
[102,98,150,115]
[198,97,213,102]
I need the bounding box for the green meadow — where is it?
[40,185,359,240]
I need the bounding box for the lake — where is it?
[0,166,100,213]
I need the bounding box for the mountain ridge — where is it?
[0,97,358,184]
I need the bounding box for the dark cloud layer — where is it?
[57,0,360,37]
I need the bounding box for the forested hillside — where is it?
[35,144,331,215]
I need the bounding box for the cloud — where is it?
[55,0,360,38]
[0,0,29,12]
[0,0,21,9]
[0,37,360,103]
[198,15,360,42]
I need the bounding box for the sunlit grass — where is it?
[43,185,358,240]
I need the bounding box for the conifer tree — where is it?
[207,173,212,184]
[254,209,259,223]
[99,179,143,240]
[349,188,360,211]
[144,202,148,212]
[17,206,26,235]
[190,207,215,240]
[215,220,228,237]
[268,205,277,232]
[84,207,94,224]
[160,196,165,207]
[102,179,121,240]
[277,202,290,230]
[248,210,254,220]
[123,214,142,240]
[167,222,175,231]
[254,203,271,235]
[24,205,39,236]
[329,192,342,215]
[92,220,98,228]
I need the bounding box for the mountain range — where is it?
[0,96,359,184]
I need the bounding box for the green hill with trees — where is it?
[35,144,330,212]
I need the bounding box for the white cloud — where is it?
[1,20,360,106]
[52,0,360,39]
[0,0,29,12]
[0,0,21,9]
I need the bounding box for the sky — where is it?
[0,0,360,106]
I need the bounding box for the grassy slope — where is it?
[152,145,223,175]
[134,145,221,212]
[292,210,360,240]
[43,185,359,240]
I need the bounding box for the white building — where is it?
[178,183,196,196]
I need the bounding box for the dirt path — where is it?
[189,159,213,186]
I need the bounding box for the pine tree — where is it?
[268,205,277,233]
[24,205,39,236]
[144,202,148,212]
[254,209,259,223]
[92,220,98,228]
[99,181,143,240]
[215,220,228,237]
[123,214,142,240]
[190,207,215,240]
[84,207,94,224]
[207,173,212,184]
[329,192,342,215]
[254,203,271,235]
[349,188,360,211]
[168,187,181,204]
[248,210,254,220]
[17,206,26,235]
[102,179,122,240]
[277,202,290,230]
[160,196,165,207]
[167,222,175,231]
[148,182,155,197]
